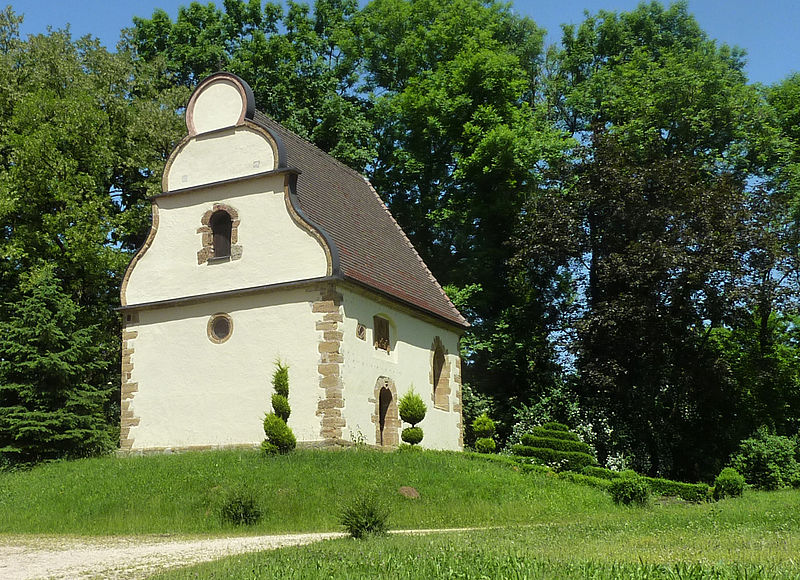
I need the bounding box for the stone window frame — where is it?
[197,203,242,265]
[207,312,234,344]
[373,315,391,353]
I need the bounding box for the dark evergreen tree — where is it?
[0,267,115,464]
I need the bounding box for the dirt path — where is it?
[0,531,345,580]
[0,528,482,580]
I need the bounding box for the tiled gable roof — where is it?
[253,111,468,329]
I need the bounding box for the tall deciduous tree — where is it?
[517,1,798,479]
[130,0,374,170]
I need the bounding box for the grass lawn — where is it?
[0,448,609,535]
[2,447,799,578]
[152,518,800,579]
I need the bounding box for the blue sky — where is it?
[12,0,799,85]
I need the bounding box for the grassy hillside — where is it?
[0,448,612,535]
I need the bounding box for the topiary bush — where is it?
[262,414,296,454]
[729,429,800,490]
[714,467,746,500]
[340,495,390,538]
[262,360,296,455]
[220,486,263,526]
[511,422,596,472]
[401,426,423,445]
[475,437,496,453]
[472,413,496,454]
[271,394,290,422]
[609,473,650,506]
[398,390,427,425]
[399,389,426,446]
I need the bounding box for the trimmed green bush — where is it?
[714,467,745,500]
[510,445,596,471]
[520,435,593,455]
[472,413,496,438]
[401,426,423,445]
[398,389,426,445]
[398,390,427,426]
[560,471,612,490]
[262,413,296,454]
[609,474,649,506]
[642,476,709,502]
[475,437,496,453]
[729,430,800,490]
[272,361,289,397]
[530,426,581,442]
[271,394,290,422]
[263,360,296,455]
[340,495,390,539]
[582,466,620,480]
[220,486,262,526]
[541,421,570,432]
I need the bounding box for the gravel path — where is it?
[0,528,482,580]
[0,531,346,580]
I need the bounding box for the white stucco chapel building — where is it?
[119,72,468,453]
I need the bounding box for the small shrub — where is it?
[472,413,496,438]
[220,487,262,526]
[475,437,496,453]
[272,361,289,397]
[729,429,800,490]
[398,390,427,426]
[714,467,745,500]
[271,394,290,421]
[263,360,296,454]
[262,413,296,454]
[340,495,390,538]
[401,426,424,445]
[609,474,650,506]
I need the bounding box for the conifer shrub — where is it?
[398,389,426,446]
[340,495,390,538]
[401,426,424,445]
[714,467,746,500]
[271,394,291,422]
[262,361,296,455]
[609,473,650,506]
[472,413,496,454]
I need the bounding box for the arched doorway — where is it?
[372,377,400,447]
[379,387,392,446]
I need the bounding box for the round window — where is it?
[208,313,233,343]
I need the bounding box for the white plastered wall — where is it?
[338,286,463,450]
[124,174,328,305]
[126,288,322,450]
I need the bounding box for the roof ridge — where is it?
[359,176,468,327]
